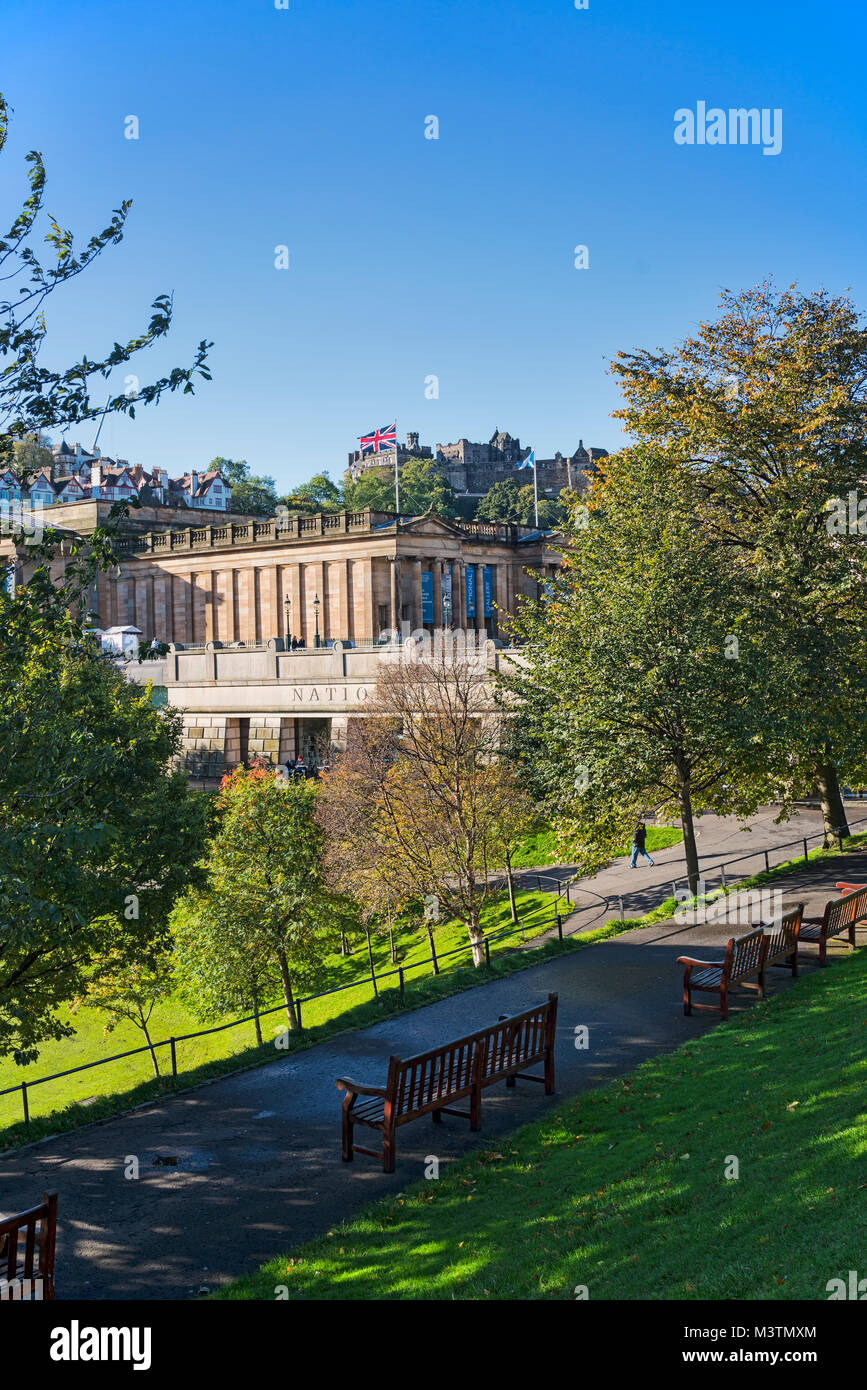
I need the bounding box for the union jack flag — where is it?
[358,423,397,456]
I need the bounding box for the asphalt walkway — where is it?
[1,808,864,1300]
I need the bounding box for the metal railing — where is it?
[0,910,565,1133]
[644,814,867,910]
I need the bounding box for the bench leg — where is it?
[505,1074,516,1088]
[544,1050,555,1096]
[819,937,827,967]
[682,972,692,1016]
[470,1087,481,1132]
[431,1108,442,1123]
[382,1130,396,1174]
[719,985,728,1021]
[758,967,767,1000]
[341,1099,354,1162]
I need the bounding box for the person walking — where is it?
[630,820,654,868]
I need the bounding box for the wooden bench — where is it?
[800,884,867,966]
[758,905,803,984]
[0,1192,57,1300]
[678,927,768,1019]
[337,994,558,1172]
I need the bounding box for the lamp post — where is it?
[283,595,291,647]
[313,593,321,649]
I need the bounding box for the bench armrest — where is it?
[677,955,717,969]
[335,1076,388,1098]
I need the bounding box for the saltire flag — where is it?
[519,449,536,468]
[359,423,397,456]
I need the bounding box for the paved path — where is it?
[1,811,864,1301]
[518,804,854,941]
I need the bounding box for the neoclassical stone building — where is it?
[97,508,561,648]
[2,502,559,785]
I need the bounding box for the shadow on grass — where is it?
[218,948,867,1302]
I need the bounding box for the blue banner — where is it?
[483,565,494,617]
[421,570,434,623]
[465,564,476,619]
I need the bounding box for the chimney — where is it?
[189,470,198,496]
[90,463,102,492]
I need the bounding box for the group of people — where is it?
[287,635,307,651]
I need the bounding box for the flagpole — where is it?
[394,425,400,515]
[533,452,539,526]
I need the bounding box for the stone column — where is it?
[184,572,195,644]
[409,556,423,631]
[238,568,255,643]
[432,557,443,628]
[336,558,351,640]
[260,563,279,641]
[288,563,302,645]
[388,557,399,632]
[203,571,215,644]
[455,560,465,631]
[362,557,375,643]
[473,563,486,636]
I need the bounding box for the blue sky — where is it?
[2,0,865,493]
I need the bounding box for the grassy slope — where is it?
[510,824,684,869]
[218,947,867,1302]
[0,889,562,1145]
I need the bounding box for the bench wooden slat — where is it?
[678,911,806,1021]
[800,885,867,964]
[0,1193,57,1300]
[338,995,558,1171]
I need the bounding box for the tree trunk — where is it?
[426,923,439,974]
[251,984,263,1046]
[275,946,299,1031]
[364,925,378,996]
[675,758,701,897]
[504,848,518,925]
[814,760,849,845]
[389,927,397,964]
[468,916,485,968]
[139,1014,160,1078]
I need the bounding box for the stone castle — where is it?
[347,428,608,499]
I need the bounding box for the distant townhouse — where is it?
[46,440,232,510]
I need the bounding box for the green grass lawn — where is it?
[510,822,684,869]
[0,888,563,1147]
[217,946,867,1302]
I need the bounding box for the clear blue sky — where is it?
[2,0,865,493]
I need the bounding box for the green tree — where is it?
[172,891,280,1046]
[476,478,567,528]
[71,944,174,1078]
[476,479,521,521]
[278,471,343,515]
[0,91,211,1062]
[211,458,278,516]
[611,282,867,839]
[504,446,786,894]
[177,765,334,1032]
[344,456,459,518]
[0,557,209,1060]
